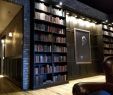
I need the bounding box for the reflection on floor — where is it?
[0,75,105,95]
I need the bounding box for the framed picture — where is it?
[74,28,92,64]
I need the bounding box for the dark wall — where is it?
[66,14,103,80]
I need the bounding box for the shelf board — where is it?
[104,47,113,50]
[34,63,52,65]
[35,72,53,76]
[53,71,67,74]
[53,33,66,37]
[103,35,113,38]
[53,42,67,46]
[34,52,52,54]
[52,52,67,54]
[104,54,113,56]
[34,30,66,36]
[34,19,66,27]
[103,28,113,32]
[35,41,52,44]
[53,62,67,64]
[34,29,52,34]
[103,41,113,44]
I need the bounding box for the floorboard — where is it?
[0,75,105,95]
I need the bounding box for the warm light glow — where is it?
[1,39,4,44]
[8,32,13,37]
[82,18,85,20]
[78,19,84,26]
[39,3,45,11]
[90,22,96,27]
[85,21,90,27]
[105,20,108,22]
[66,12,69,15]
[75,15,77,18]
[59,1,62,6]
[0,75,4,78]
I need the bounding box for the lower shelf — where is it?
[33,80,68,89]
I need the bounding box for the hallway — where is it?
[0,75,105,95]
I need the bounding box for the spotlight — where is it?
[59,1,62,6]
[8,32,13,37]
[66,12,69,15]
[1,39,4,44]
[75,15,77,18]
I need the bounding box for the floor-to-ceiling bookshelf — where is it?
[103,24,113,58]
[30,0,68,89]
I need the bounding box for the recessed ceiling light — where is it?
[59,1,62,6]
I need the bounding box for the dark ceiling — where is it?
[78,0,113,14]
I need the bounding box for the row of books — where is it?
[53,45,67,52]
[34,65,67,75]
[34,55,51,63]
[103,37,110,42]
[103,31,113,36]
[34,34,52,42]
[103,25,113,31]
[53,74,67,82]
[55,37,66,43]
[35,2,65,17]
[104,50,113,54]
[35,74,67,86]
[53,65,67,73]
[53,56,66,62]
[35,2,51,13]
[35,12,64,25]
[34,44,52,52]
[35,75,53,86]
[104,43,113,48]
[34,34,66,43]
[34,44,67,53]
[34,65,52,75]
[104,44,110,48]
[34,23,65,35]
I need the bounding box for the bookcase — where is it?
[102,24,113,58]
[30,0,67,89]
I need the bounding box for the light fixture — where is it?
[75,15,77,18]
[66,12,69,15]
[82,17,85,20]
[105,20,108,22]
[1,39,4,44]
[8,32,13,37]
[59,1,62,6]
[40,0,44,1]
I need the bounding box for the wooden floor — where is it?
[0,75,105,95]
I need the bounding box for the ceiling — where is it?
[78,0,113,14]
[0,1,22,34]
